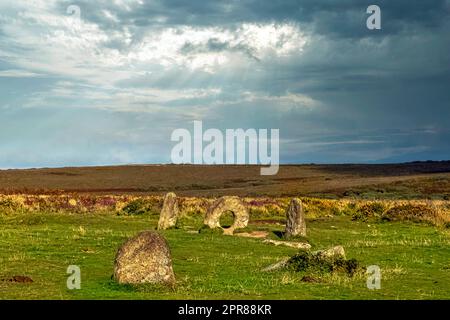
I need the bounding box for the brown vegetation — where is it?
[0,162,449,199]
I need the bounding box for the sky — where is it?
[0,0,449,168]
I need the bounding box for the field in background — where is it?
[0,161,450,199]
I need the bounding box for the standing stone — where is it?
[204,196,249,235]
[158,192,179,230]
[285,198,306,238]
[113,231,175,285]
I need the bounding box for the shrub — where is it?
[381,204,447,226]
[352,202,386,221]
[0,196,26,214]
[286,251,362,277]
[119,199,154,216]
[341,202,358,217]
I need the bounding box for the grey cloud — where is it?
[65,0,450,37]
[180,39,260,61]
[1,1,450,167]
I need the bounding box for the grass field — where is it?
[1,162,450,300]
[1,208,450,299]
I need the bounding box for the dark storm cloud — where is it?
[64,0,450,37]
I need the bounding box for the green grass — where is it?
[1,211,449,299]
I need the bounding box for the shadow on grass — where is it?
[106,279,177,293]
[273,230,285,239]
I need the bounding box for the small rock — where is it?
[158,192,179,230]
[263,239,311,250]
[314,245,346,260]
[113,231,175,285]
[251,219,284,226]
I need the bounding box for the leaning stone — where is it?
[263,239,311,250]
[234,231,269,239]
[204,196,249,235]
[285,198,306,238]
[261,258,290,272]
[113,231,175,285]
[158,192,179,230]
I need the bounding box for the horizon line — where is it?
[1,160,450,171]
